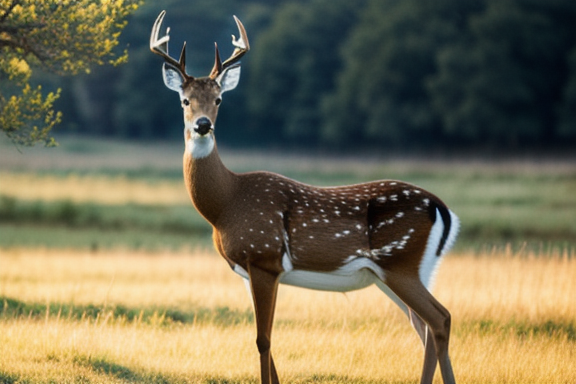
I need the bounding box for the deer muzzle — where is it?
[194,117,213,136]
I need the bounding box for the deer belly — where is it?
[279,257,384,292]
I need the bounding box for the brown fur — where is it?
[152,11,457,383]
[183,143,447,277]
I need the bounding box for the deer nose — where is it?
[194,117,213,136]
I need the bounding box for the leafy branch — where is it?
[0,0,141,147]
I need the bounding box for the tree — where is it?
[246,0,364,146]
[0,0,140,146]
[429,0,576,146]
[321,0,484,147]
[559,45,576,138]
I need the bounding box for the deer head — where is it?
[150,11,249,157]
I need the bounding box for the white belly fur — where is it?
[279,268,377,292]
[233,256,383,292]
[279,256,384,292]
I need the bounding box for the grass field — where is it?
[1,136,576,251]
[1,248,575,384]
[1,136,575,383]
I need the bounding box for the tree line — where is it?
[4,0,576,150]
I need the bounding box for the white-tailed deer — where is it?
[151,11,459,384]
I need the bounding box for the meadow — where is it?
[0,136,575,383]
[1,136,575,251]
[1,248,575,384]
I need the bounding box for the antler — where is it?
[150,11,190,78]
[209,15,250,79]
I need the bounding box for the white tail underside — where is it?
[419,209,460,290]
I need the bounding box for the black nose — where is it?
[194,117,213,135]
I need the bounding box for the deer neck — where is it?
[183,140,236,226]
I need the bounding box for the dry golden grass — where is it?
[0,171,189,205]
[1,247,575,383]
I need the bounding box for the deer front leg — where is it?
[247,264,281,384]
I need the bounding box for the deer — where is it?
[150,10,459,384]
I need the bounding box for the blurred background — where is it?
[1,0,575,253]
[17,0,576,151]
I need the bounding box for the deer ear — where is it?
[217,63,241,93]
[162,62,185,93]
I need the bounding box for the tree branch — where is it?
[0,0,20,25]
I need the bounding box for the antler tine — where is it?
[224,16,250,67]
[210,43,223,79]
[150,11,189,77]
[179,41,187,72]
[209,15,250,79]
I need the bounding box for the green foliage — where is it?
[246,0,365,145]
[324,0,576,148]
[429,0,576,146]
[558,46,576,138]
[34,0,576,149]
[0,53,61,147]
[0,0,141,146]
[322,0,484,146]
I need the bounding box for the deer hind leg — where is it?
[410,311,438,384]
[375,280,438,383]
[382,274,456,384]
[247,264,281,384]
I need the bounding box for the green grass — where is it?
[0,196,209,234]
[1,136,575,251]
[0,196,212,249]
[0,223,211,250]
[1,167,575,251]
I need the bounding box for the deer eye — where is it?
[182,98,190,106]
[215,97,222,106]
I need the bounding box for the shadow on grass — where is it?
[0,372,20,384]
[0,370,371,384]
[460,319,576,341]
[0,296,253,327]
[73,355,178,384]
